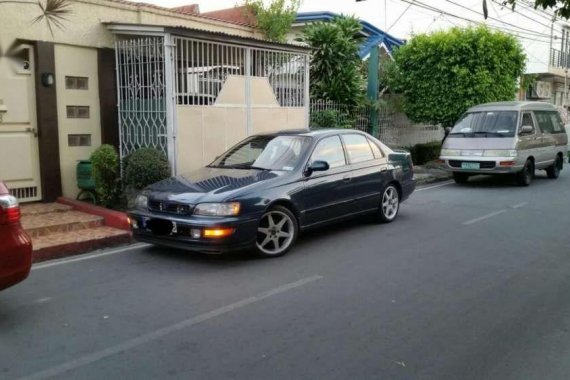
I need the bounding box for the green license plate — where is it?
[461,162,480,169]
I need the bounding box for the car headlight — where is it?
[135,194,148,209]
[440,149,460,156]
[483,150,517,157]
[194,202,241,216]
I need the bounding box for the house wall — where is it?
[0,0,260,52]
[54,45,102,198]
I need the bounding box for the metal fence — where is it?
[550,48,570,69]
[173,37,308,107]
[115,37,168,165]
[309,99,443,148]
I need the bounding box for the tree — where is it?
[386,26,526,128]
[244,0,301,43]
[484,0,570,19]
[301,16,365,106]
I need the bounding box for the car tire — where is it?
[255,205,298,258]
[516,159,534,186]
[377,183,400,224]
[546,155,562,179]
[453,172,469,184]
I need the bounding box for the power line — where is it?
[490,0,560,32]
[387,0,414,32]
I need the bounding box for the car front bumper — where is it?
[127,211,259,254]
[439,155,524,174]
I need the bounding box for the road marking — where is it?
[462,210,508,225]
[32,243,150,271]
[416,181,454,191]
[17,275,324,380]
[511,202,528,209]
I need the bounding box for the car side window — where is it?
[521,113,535,132]
[310,136,346,169]
[367,138,384,158]
[342,134,375,164]
[547,112,564,133]
[533,111,554,134]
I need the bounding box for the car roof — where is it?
[467,101,557,112]
[254,128,369,138]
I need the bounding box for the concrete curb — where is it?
[57,197,131,231]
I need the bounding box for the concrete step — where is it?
[32,226,132,263]
[21,210,104,238]
[20,202,73,216]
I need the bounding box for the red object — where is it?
[0,182,32,291]
[57,197,131,231]
[499,161,516,167]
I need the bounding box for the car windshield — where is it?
[449,111,518,137]
[209,135,311,171]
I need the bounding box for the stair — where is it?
[20,203,132,263]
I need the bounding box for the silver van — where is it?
[440,101,568,186]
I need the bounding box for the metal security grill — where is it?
[173,37,308,107]
[115,37,168,163]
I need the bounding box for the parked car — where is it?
[128,129,415,257]
[440,101,568,186]
[0,182,32,291]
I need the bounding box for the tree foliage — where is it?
[386,26,526,128]
[244,0,301,43]
[302,16,365,106]
[90,144,120,208]
[490,0,570,19]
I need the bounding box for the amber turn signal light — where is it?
[203,228,235,238]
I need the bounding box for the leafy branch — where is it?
[0,0,71,36]
[244,0,301,43]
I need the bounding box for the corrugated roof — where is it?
[202,5,256,27]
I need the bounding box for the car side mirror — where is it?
[305,160,329,176]
[519,125,534,135]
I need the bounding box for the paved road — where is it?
[2,171,570,380]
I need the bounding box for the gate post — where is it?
[367,45,379,137]
[164,33,177,175]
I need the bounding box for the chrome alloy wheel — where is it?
[381,186,399,221]
[256,210,295,256]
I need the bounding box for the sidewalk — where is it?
[414,161,452,185]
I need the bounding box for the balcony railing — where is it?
[550,48,570,69]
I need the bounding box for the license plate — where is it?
[461,162,480,169]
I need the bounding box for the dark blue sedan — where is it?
[128,129,415,257]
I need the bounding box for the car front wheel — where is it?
[377,184,400,223]
[255,206,298,257]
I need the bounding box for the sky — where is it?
[128,0,570,73]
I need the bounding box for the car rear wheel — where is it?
[453,172,469,184]
[516,159,534,186]
[377,184,400,223]
[546,156,562,179]
[255,206,298,257]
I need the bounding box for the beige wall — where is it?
[0,0,260,52]
[176,106,305,174]
[55,44,102,198]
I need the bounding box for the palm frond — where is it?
[32,0,72,37]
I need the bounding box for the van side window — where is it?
[533,111,555,133]
[547,112,564,133]
[521,113,535,130]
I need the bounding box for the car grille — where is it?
[148,200,194,215]
[449,160,496,169]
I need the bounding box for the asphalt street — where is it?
[2,170,570,380]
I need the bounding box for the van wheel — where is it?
[546,156,562,179]
[516,160,534,186]
[453,172,469,184]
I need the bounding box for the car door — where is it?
[300,135,354,227]
[341,134,391,213]
[532,110,558,168]
[518,112,543,164]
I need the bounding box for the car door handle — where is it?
[343,175,351,182]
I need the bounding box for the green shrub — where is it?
[90,144,120,207]
[310,109,355,129]
[405,142,441,165]
[124,148,171,189]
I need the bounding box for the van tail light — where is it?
[0,195,21,225]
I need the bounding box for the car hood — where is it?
[443,137,515,150]
[145,167,283,203]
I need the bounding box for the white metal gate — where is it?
[115,37,170,167]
